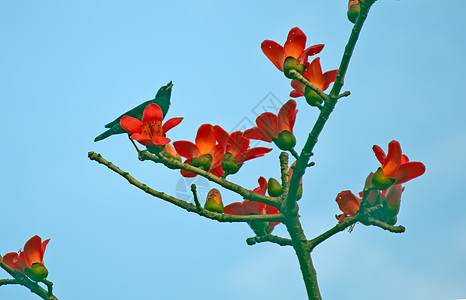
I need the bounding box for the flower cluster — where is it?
[336,140,425,225]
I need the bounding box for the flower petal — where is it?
[22,235,43,266]
[238,147,272,164]
[383,140,402,178]
[243,200,266,215]
[255,112,278,140]
[283,27,307,62]
[372,144,386,165]
[304,58,324,90]
[261,40,285,71]
[394,162,426,184]
[244,127,272,142]
[298,44,325,64]
[214,125,230,149]
[278,100,297,133]
[162,117,183,133]
[130,133,153,146]
[151,136,171,146]
[142,103,163,123]
[2,252,27,273]
[322,69,339,91]
[224,202,246,215]
[196,124,216,154]
[120,116,143,134]
[173,141,200,159]
[180,159,197,178]
[290,79,305,97]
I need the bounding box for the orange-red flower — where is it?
[290,58,338,98]
[335,190,361,223]
[372,140,425,189]
[120,103,183,151]
[244,100,298,151]
[261,27,324,72]
[3,235,50,281]
[224,177,280,235]
[173,124,225,177]
[214,126,272,176]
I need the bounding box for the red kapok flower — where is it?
[290,58,338,107]
[224,177,280,235]
[261,27,324,72]
[214,126,272,176]
[244,100,298,151]
[335,191,361,223]
[173,124,224,177]
[3,235,50,281]
[372,140,425,189]
[120,103,183,152]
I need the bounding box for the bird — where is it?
[94,81,173,142]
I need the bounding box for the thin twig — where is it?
[0,279,19,286]
[246,234,293,247]
[191,184,201,209]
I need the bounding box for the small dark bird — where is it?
[94,81,173,142]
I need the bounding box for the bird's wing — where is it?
[104,99,155,128]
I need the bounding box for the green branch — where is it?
[88,151,284,224]
[246,234,293,247]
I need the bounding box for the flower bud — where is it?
[283,56,305,79]
[24,263,48,282]
[297,184,303,200]
[273,130,296,151]
[304,86,324,107]
[371,167,395,190]
[221,152,242,175]
[347,0,360,24]
[267,178,283,197]
[191,153,213,171]
[204,188,224,213]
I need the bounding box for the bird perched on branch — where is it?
[94,81,173,142]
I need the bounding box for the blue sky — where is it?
[1,1,465,299]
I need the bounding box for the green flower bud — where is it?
[273,130,296,151]
[191,154,213,171]
[24,263,48,282]
[304,86,324,107]
[267,178,283,197]
[347,1,361,24]
[283,56,305,79]
[221,152,242,175]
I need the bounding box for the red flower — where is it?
[244,100,298,151]
[262,27,324,72]
[224,177,280,235]
[290,58,338,98]
[120,103,183,149]
[3,235,50,281]
[372,140,425,189]
[214,126,272,176]
[335,191,361,223]
[173,124,225,177]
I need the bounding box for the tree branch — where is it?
[246,234,293,247]
[88,152,284,224]
[137,151,280,208]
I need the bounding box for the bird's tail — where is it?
[94,129,113,142]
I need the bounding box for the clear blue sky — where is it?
[1,1,465,299]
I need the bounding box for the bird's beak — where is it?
[167,82,174,90]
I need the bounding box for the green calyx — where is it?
[371,168,395,190]
[204,197,224,213]
[273,130,296,151]
[283,56,305,79]
[221,152,242,175]
[147,145,163,154]
[304,86,324,107]
[191,154,213,171]
[267,178,283,197]
[24,263,48,282]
